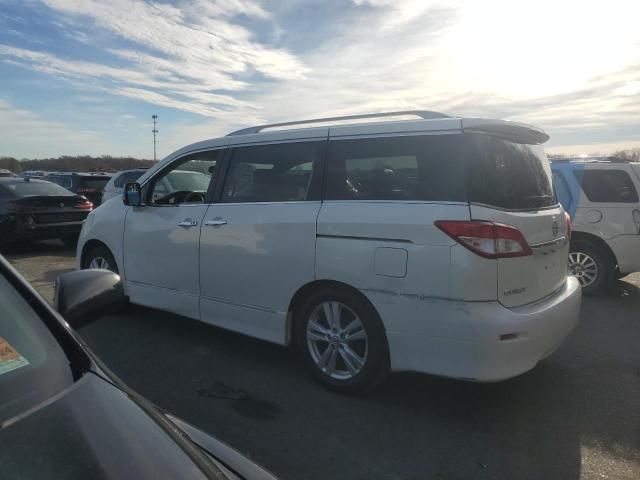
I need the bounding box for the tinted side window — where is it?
[466,134,555,210]
[222,142,319,203]
[148,150,219,205]
[574,169,639,203]
[325,135,466,201]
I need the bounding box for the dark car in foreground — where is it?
[46,172,112,207]
[0,255,278,480]
[0,177,93,246]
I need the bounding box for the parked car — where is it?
[101,168,147,203]
[46,172,112,207]
[0,255,277,480]
[0,177,93,246]
[0,169,16,177]
[19,170,47,179]
[551,156,640,293]
[77,110,581,392]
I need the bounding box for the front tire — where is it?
[82,244,118,274]
[569,241,612,295]
[295,287,389,393]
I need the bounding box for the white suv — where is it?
[551,157,640,293]
[77,111,581,392]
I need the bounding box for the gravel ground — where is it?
[3,240,640,480]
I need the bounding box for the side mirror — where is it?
[54,269,125,329]
[123,182,142,206]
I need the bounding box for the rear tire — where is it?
[82,244,118,274]
[569,241,612,295]
[294,287,389,394]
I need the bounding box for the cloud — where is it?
[0,0,306,121]
[1,0,640,156]
[0,98,116,157]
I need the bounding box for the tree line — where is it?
[0,155,156,173]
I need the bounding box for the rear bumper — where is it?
[9,221,84,241]
[379,276,581,381]
[608,234,640,274]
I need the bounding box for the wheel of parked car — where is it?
[569,241,612,295]
[82,245,118,274]
[295,287,389,393]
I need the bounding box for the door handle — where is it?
[204,219,227,226]
[178,219,198,227]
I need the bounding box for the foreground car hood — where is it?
[0,373,234,479]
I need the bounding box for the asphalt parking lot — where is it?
[3,241,640,480]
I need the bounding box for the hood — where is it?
[0,373,225,480]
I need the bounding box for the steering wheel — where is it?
[183,191,205,203]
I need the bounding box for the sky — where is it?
[0,0,639,159]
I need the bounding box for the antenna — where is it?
[152,114,158,161]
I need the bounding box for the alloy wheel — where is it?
[88,256,111,270]
[568,251,598,288]
[306,301,368,380]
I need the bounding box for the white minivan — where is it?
[77,111,581,392]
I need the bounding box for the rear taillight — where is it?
[435,220,532,259]
[74,200,93,210]
[565,211,572,239]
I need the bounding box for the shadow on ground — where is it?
[77,286,640,480]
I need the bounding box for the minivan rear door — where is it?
[463,123,569,308]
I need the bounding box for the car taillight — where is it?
[435,220,532,259]
[565,211,572,239]
[74,200,93,210]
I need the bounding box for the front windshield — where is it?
[0,275,74,426]
[2,180,76,197]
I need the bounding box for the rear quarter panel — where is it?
[315,201,471,332]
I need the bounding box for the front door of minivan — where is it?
[465,133,569,307]
[123,150,221,319]
[199,140,324,344]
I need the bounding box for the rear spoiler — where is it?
[462,118,549,145]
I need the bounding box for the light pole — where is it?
[152,114,158,161]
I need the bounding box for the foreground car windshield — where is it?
[1,181,76,197]
[0,275,75,426]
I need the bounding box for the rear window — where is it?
[1,180,76,197]
[114,171,144,188]
[574,169,639,203]
[325,134,466,201]
[78,176,110,192]
[46,176,72,189]
[466,134,556,210]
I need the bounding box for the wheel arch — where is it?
[570,231,618,268]
[287,279,384,345]
[80,239,117,269]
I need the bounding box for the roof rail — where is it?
[226,110,452,136]
[550,156,631,163]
